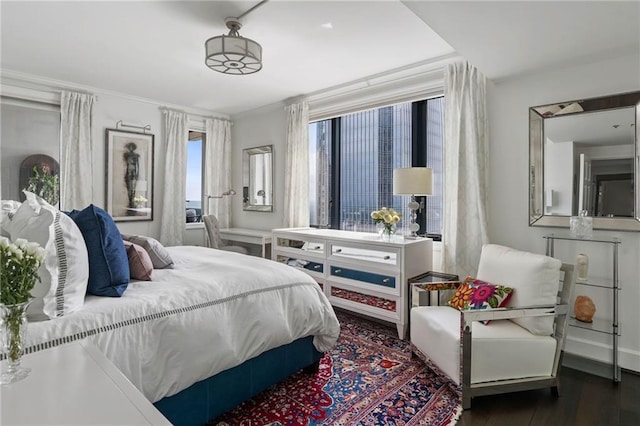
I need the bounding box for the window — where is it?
[309,97,444,239]
[185,131,204,223]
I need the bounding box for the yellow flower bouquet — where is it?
[370,207,401,237]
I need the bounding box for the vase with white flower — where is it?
[370,207,402,241]
[0,237,45,384]
[133,195,148,208]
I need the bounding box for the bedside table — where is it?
[1,341,170,425]
[410,271,460,307]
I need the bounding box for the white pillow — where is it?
[476,244,562,336]
[8,192,89,320]
[0,200,22,237]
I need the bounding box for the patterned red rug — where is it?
[213,311,461,425]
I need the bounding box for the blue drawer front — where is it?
[330,266,396,288]
[303,261,324,273]
[277,255,324,273]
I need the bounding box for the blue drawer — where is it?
[330,266,396,288]
[277,255,324,273]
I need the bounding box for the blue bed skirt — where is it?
[154,336,323,426]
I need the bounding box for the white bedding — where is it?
[25,246,341,402]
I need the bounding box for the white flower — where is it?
[35,247,46,261]
[8,244,24,260]
[13,238,28,249]
[1,237,43,305]
[24,241,41,256]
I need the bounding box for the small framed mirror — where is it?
[242,145,273,212]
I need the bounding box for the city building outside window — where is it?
[309,97,444,239]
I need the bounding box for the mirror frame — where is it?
[529,91,640,231]
[242,145,274,212]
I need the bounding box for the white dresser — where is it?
[272,228,432,339]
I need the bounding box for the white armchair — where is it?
[410,244,575,409]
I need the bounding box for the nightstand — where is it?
[1,341,170,425]
[410,271,460,308]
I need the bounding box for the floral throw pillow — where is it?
[447,278,514,324]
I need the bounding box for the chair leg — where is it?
[462,393,472,410]
[550,385,560,398]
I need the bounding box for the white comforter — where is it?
[25,246,341,402]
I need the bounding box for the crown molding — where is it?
[307,53,459,121]
[0,69,229,119]
[231,53,461,122]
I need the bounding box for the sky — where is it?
[185,139,202,204]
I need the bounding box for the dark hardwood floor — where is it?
[458,368,640,426]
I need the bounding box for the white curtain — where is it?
[443,62,490,279]
[204,118,232,228]
[284,102,310,228]
[60,91,95,211]
[159,109,187,246]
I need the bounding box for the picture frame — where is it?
[105,128,154,222]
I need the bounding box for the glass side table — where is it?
[409,271,460,308]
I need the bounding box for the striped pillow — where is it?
[9,192,89,320]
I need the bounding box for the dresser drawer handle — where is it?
[382,278,391,283]
[334,269,342,274]
[313,264,322,270]
[383,255,391,260]
[335,249,342,253]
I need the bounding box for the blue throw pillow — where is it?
[66,205,129,297]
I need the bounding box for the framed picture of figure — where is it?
[105,128,154,222]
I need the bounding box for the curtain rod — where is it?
[159,106,232,124]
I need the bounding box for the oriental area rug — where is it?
[212,311,461,425]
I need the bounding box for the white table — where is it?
[220,227,273,258]
[0,341,170,425]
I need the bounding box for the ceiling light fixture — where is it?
[205,1,269,75]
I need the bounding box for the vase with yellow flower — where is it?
[370,207,402,241]
[0,237,45,385]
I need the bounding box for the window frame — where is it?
[310,96,444,240]
[185,130,205,227]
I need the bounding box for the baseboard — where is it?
[561,352,618,380]
[563,335,640,375]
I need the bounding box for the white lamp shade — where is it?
[393,167,433,195]
[205,34,262,75]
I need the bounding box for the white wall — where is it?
[544,139,574,215]
[90,93,164,238]
[230,104,288,230]
[0,102,60,201]
[487,52,640,371]
[1,81,223,245]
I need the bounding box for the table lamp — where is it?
[393,167,433,239]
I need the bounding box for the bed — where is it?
[23,245,341,425]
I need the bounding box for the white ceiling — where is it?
[404,1,640,81]
[0,0,453,115]
[2,1,638,116]
[545,107,636,147]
